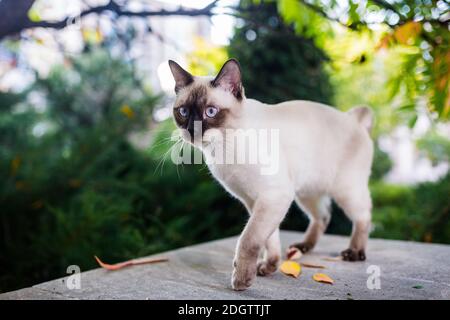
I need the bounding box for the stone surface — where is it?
[1,231,450,300]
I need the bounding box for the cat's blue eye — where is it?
[178,107,188,117]
[205,106,218,118]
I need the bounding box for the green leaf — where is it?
[28,8,41,22]
[408,114,418,128]
[277,0,300,22]
[349,2,359,24]
[397,104,416,112]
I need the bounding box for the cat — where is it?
[168,59,374,291]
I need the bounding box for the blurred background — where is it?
[0,0,449,292]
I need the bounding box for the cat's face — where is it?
[168,59,244,146]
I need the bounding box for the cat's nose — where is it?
[187,116,202,140]
[188,123,202,141]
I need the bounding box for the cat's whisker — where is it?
[153,138,182,175]
[149,135,180,151]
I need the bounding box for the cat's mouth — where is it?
[178,127,221,150]
[178,127,203,146]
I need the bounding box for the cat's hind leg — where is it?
[289,195,331,254]
[333,186,372,261]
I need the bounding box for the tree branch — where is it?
[0,0,221,40]
[0,0,36,39]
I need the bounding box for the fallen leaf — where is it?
[313,273,334,284]
[279,260,302,278]
[322,256,343,262]
[94,256,168,271]
[300,262,325,269]
[286,247,302,260]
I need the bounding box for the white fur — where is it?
[170,64,374,291]
[199,98,374,290]
[204,99,373,205]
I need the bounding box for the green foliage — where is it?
[0,48,250,293]
[229,0,333,104]
[1,0,448,295]
[371,175,450,243]
[371,145,393,181]
[274,0,450,119]
[416,129,450,165]
[186,38,228,76]
[276,0,333,48]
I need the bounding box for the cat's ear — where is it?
[211,59,243,100]
[168,60,194,93]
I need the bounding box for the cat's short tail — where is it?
[347,106,374,133]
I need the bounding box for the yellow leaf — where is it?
[376,34,392,51]
[82,27,104,44]
[94,27,104,43]
[279,260,301,278]
[394,22,421,45]
[313,273,334,284]
[120,104,135,119]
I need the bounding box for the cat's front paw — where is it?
[256,258,278,276]
[231,263,256,291]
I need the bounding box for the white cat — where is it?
[169,59,374,290]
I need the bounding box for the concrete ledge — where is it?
[1,231,450,300]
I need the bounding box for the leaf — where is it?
[376,34,391,50]
[313,273,334,284]
[82,27,104,44]
[397,104,416,112]
[120,104,135,119]
[393,22,421,45]
[301,262,325,269]
[28,8,41,22]
[94,256,168,271]
[408,114,418,128]
[322,256,343,262]
[279,260,302,278]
